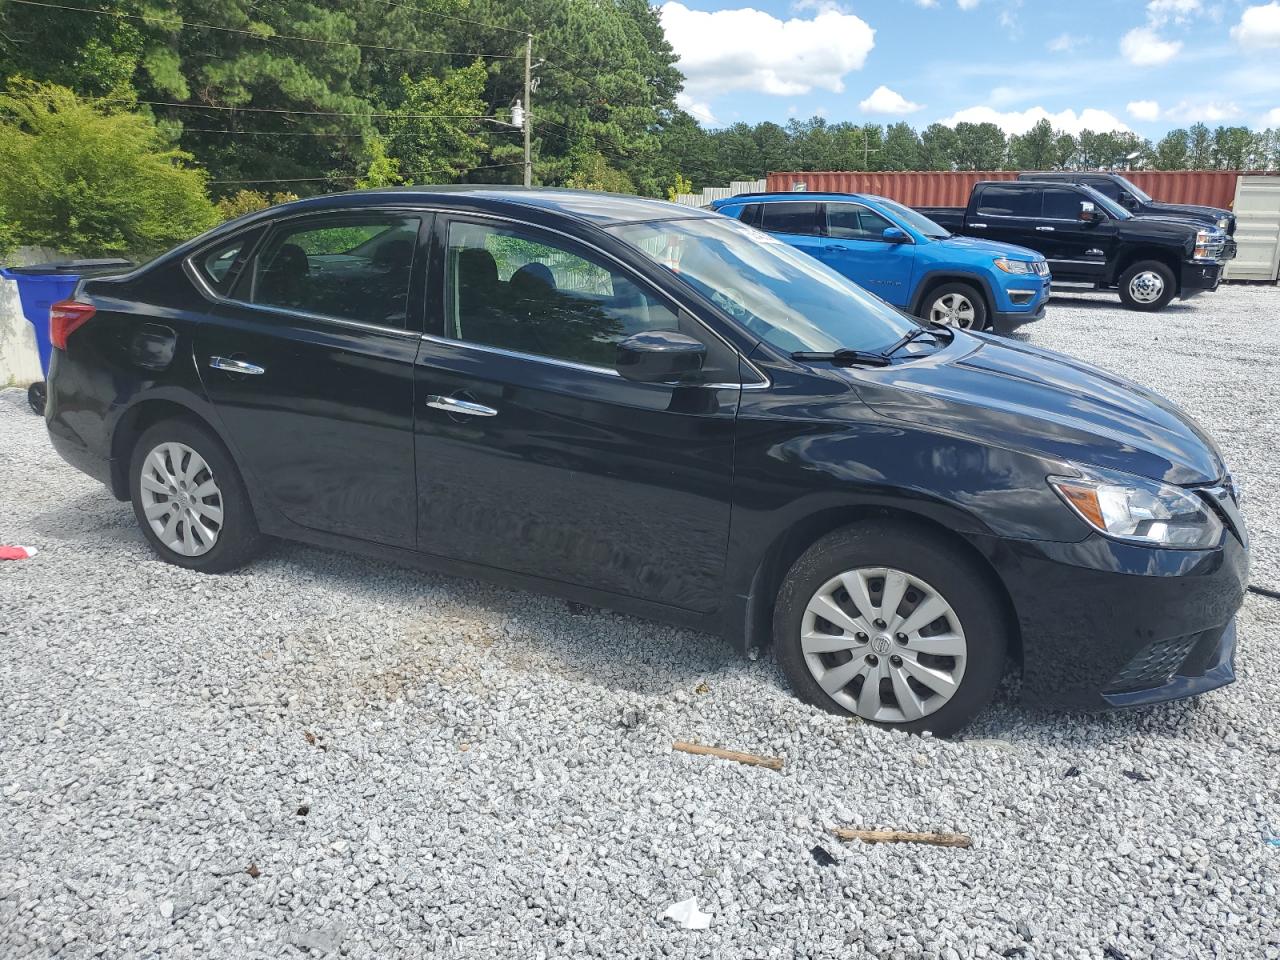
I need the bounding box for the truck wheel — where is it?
[924,283,988,330]
[1118,261,1175,311]
[772,521,1009,736]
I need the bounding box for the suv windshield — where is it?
[609,217,919,354]
[872,197,950,239]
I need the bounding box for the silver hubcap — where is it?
[930,292,977,328]
[1129,270,1165,304]
[801,567,967,723]
[139,442,224,557]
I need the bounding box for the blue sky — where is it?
[658,0,1280,134]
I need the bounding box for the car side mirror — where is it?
[1078,202,1102,223]
[616,330,707,383]
[882,227,909,243]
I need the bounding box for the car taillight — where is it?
[50,299,96,349]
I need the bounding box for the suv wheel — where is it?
[925,283,988,330]
[128,418,264,572]
[773,522,1008,736]
[1118,260,1175,311]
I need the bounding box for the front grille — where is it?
[1106,633,1201,693]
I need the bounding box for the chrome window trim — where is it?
[436,209,770,389]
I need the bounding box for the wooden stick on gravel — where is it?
[832,827,972,848]
[672,740,784,771]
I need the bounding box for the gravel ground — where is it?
[2,283,1279,960]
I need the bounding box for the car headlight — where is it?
[993,257,1034,274]
[1194,228,1225,260]
[1048,469,1222,548]
[1217,217,1230,231]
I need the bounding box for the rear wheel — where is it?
[924,282,988,331]
[26,381,46,416]
[128,418,263,572]
[1118,260,1175,311]
[773,522,1008,736]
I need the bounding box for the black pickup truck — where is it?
[917,180,1235,311]
[1017,171,1235,235]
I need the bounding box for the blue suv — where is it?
[710,192,1050,332]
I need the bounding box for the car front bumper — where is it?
[1180,261,1224,298]
[974,524,1248,710]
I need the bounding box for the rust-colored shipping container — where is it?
[765,170,1255,211]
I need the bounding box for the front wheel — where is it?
[1118,260,1176,311]
[923,282,988,331]
[128,418,264,572]
[772,522,1009,736]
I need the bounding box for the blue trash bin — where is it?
[2,258,132,413]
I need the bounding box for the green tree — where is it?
[918,123,959,170]
[881,122,922,171]
[1010,118,1061,170]
[0,81,216,256]
[1188,123,1213,168]
[387,59,488,182]
[1210,125,1257,170]
[1153,129,1190,170]
[950,122,1007,170]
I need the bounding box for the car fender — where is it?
[909,268,998,316]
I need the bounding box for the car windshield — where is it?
[1113,175,1152,204]
[608,216,920,354]
[1079,185,1132,220]
[872,197,951,239]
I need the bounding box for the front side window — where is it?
[610,216,919,355]
[824,203,895,240]
[760,202,822,236]
[244,215,419,327]
[444,220,735,376]
[976,185,1040,218]
[1043,188,1088,220]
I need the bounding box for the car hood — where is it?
[851,332,1223,486]
[932,234,1042,260]
[1144,200,1230,224]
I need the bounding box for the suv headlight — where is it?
[1194,228,1224,261]
[1217,217,1230,231]
[993,257,1034,274]
[1049,469,1222,548]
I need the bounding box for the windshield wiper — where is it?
[883,326,944,355]
[791,348,892,368]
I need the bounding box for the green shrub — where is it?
[215,189,301,221]
[0,80,218,258]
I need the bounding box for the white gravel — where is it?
[2,283,1279,960]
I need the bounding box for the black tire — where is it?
[772,521,1009,736]
[921,281,989,331]
[128,417,264,572]
[26,381,46,416]
[1117,260,1176,311]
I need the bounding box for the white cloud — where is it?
[939,105,1130,135]
[1120,26,1182,65]
[859,85,924,115]
[1147,0,1201,25]
[1163,99,1244,122]
[1264,107,1280,125]
[1231,3,1280,49]
[675,92,719,126]
[1047,32,1079,52]
[957,0,980,8]
[915,0,939,6]
[1127,99,1161,121]
[659,2,874,101]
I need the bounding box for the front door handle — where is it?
[969,222,987,228]
[425,395,497,417]
[209,356,265,375]
[1036,226,1056,232]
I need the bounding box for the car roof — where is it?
[711,191,873,204]
[254,186,717,227]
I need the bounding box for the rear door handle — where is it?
[969,222,987,228]
[425,395,497,417]
[209,356,265,375]
[1036,226,1056,232]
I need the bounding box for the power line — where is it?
[208,160,525,186]
[7,0,518,59]
[109,98,504,120]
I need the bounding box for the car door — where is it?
[970,183,1046,253]
[818,201,916,307]
[194,209,426,548]
[412,214,742,613]
[1038,187,1117,282]
[759,201,825,261]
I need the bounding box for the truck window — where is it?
[976,185,1039,219]
[760,202,821,236]
[1043,188,1088,220]
[1084,178,1122,202]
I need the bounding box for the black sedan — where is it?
[43,187,1248,734]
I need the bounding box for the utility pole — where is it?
[523,33,533,187]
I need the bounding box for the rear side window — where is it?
[242,216,419,327]
[1043,188,1088,220]
[976,185,1040,218]
[760,202,821,236]
[192,229,262,295]
[737,203,762,228]
[824,203,894,240]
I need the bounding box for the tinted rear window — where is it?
[977,185,1040,218]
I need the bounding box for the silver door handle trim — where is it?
[209,356,265,375]
[969,222,987,228]
[1036,226,1055,232]
[425,395,498,417]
